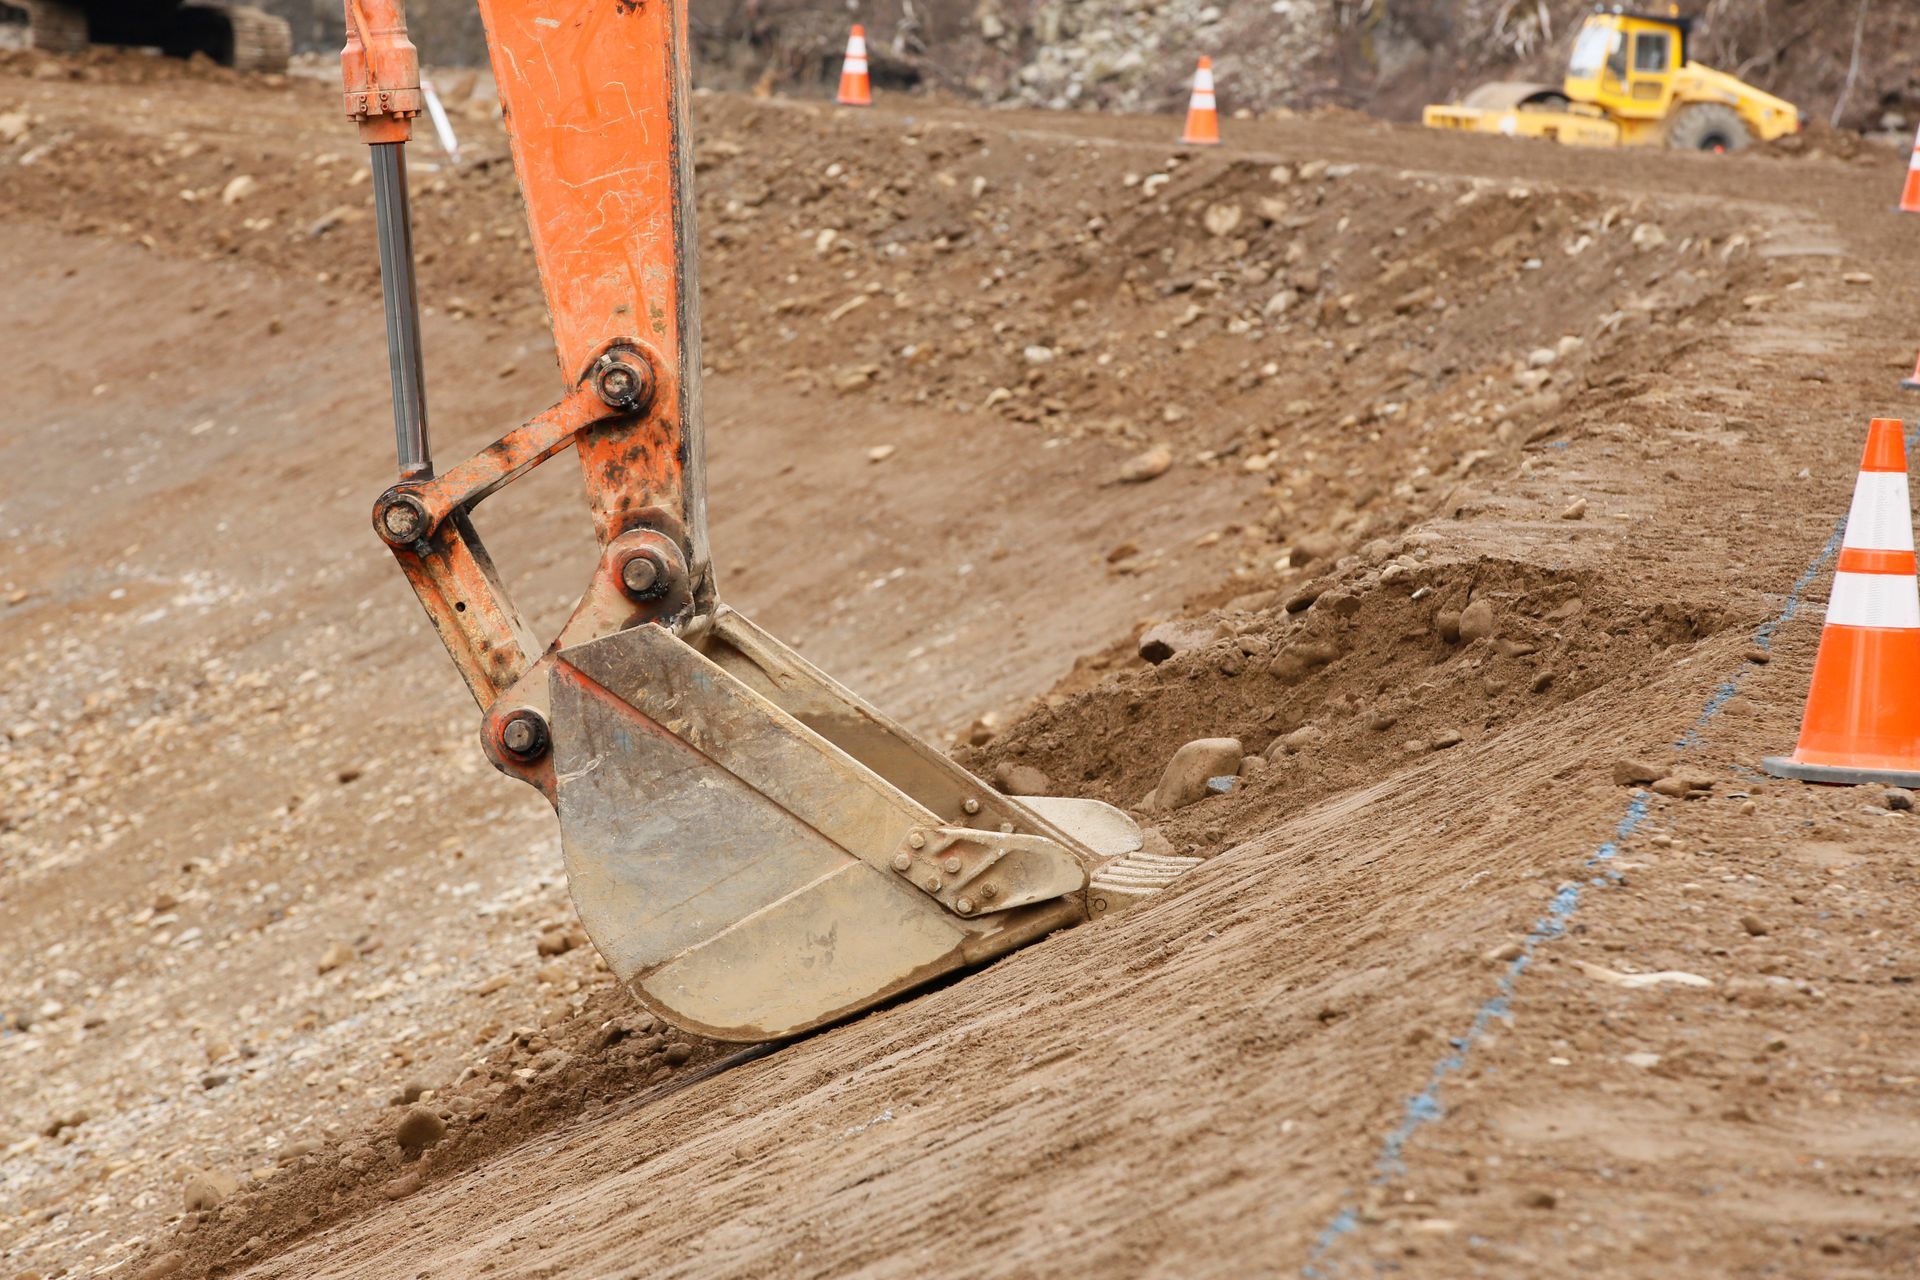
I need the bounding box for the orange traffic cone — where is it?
[1180,57,1220,146]
[1764,418,1920,786]
[836,25,871,107]
[1902,349,1920,392]
[1900,123,1920,213]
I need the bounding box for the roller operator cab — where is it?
[1424,9,1801,152]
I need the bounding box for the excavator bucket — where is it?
[342,0,1194,1043]
[551,611,1147,1040]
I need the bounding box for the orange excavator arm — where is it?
[342,0,704,790]
[338,0,1181,1043]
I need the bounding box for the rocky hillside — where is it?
[706,0,1920,131]
[244,0,1920,131]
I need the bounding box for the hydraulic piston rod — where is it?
[341,0,431,479]
[368,142,430,479]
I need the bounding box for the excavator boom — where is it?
[337,0,1184,1041]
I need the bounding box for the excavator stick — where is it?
[339,0,1187,1042]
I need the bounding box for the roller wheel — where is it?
[168,2,289,73]
[222,4,289,74]
[25,0,89,55]
[1666,102,1751,153]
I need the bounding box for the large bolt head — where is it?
[593,356,655,413]
[616,548,670,600]
[499,710,549,761]
[621,556,660,596]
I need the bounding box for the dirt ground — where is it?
[3,45,1920,1280]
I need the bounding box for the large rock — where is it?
[1457,599,1498,643]
[1118,445,1173,484]
[395,1105,447,1156]
[1152,738,1244,810]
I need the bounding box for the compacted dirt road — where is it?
[2,51,1917,1280]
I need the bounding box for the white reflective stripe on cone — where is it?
[1826,571,1920,628]
[1191,94,1215,108]
[1194,70,1215,92]
[845,58,868,72]
[1843,472,1916,552]
[848,37,867,57]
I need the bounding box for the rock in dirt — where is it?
[1623,1051,1662,1069]
[1612,758,1662,786]
[134,1253,187,1280]
[536,928,575,957]
[389,1080,429,1106]
[1433,610,1461,643]
[1574,960,1711,990]
[182,1170,238,1212]
[316,941,354,975]
[1560,498,1588,520]
[663,1043,694,1066]
[1650,777,1692,798]
[1740,915,1771,937]
[1202,202,1242,237]
[1457,599,1497,643]
[1268,725,1323,757]
[991,762,1051,796]
[1431,729,1464,750]
[1138,618,1216,664]
[1152,738,1244,810]
[395,1105,447,1155]
[219,174,258,205]
[42,1109,87,1137]
[382,1171,424,1200]
[1882,787,1914,811]
[1117,445,1172,484]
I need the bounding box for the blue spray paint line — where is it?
[1674,520,1846,750]
[1303,503,1854,1278]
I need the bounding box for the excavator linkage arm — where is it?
[339,0,1171,1041]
